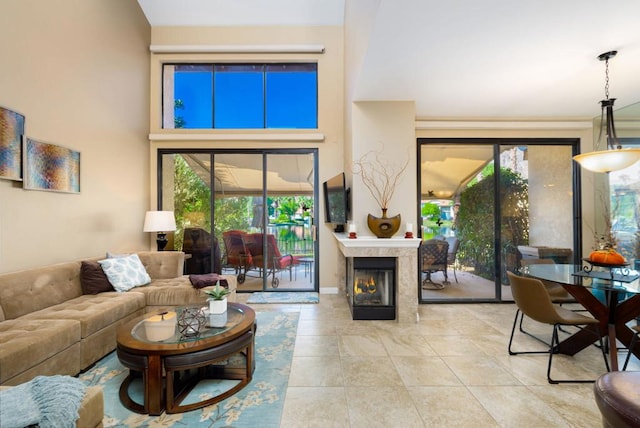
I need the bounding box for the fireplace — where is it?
[346,257,396,320]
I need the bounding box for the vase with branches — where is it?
[353,146,409,237]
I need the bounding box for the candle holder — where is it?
[349,231,357,239]
[404,231,413,239]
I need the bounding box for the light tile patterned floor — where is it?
[236,293,638,427]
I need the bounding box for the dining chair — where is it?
[622,325,640,371]
[515,259,578,343]
[519,258,574,302]
[507,272,610,384]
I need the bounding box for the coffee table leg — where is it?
[147,355,164,415]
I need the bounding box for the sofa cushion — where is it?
[140,275,237,307]
[21,292,145,338]
[80,261,114,294]
[136,277,210,306]
[98,254,151,292]
[137,251,185,279]
[0,319,81,384]
[0,261,84,320]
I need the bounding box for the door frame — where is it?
[156,147,320,292]
[417,137,582,303]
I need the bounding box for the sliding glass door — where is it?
[159,149,318,292]
[418,139,579,303]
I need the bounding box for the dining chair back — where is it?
[507,271,609,384]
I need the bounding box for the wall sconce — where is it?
[143,211,177,251]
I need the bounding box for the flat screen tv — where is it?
[323,172,349,232]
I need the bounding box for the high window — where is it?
[162,63,318,129]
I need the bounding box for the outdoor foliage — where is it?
[173,154,212,250]
[456,167,529,281]
[421,202,440,219]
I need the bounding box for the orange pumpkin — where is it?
[589,249,626,265]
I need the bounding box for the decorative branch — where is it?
[352,146,409,210]
[593,191,618,250]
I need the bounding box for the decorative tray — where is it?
[572,259,639,283]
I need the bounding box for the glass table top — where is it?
[526,263,640,295]
[131,304,247,344]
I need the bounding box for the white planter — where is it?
[209,298,227,314]
[209,311,228,328]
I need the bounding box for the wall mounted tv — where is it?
[323,172,350,232]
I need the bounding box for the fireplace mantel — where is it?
[334,233,421,323]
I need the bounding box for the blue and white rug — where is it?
[80,311,299,427]
[247,292,319,304]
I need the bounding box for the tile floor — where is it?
[236,292,638,428]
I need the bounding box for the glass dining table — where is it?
[526,263,640,371]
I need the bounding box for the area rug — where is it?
[246,291,319,304]
[79,311,299,427]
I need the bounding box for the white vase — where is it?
[209,298,227,314]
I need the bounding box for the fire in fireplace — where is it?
[347,257,396,320]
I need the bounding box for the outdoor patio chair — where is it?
[445,237,460,283]
[182,228,222,274]
[420,239,449,289]
[246,233,295,288]
[222,230,253,284]
[506,271,609,384]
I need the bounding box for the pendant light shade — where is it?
[573,51,640,173]
[573,148,640,173]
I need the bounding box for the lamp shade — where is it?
[143,211,177,232]
[573,148,640,173]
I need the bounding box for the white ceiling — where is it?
[137,0,640,119]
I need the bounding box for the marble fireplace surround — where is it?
[334,234,421,323]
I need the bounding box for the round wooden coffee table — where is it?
[116,302,256,415]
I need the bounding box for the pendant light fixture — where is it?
[573,50,640,173]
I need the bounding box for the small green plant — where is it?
[203,282,230,300]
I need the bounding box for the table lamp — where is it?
[143,211,176,251]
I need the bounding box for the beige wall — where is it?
[0,0,151,273]
[351,101,417,234]
[147,26,345,291]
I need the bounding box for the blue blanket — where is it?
[0,375,87,428]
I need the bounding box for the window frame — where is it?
[162,62,318,130]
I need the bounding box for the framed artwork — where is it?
[24,138,80,193]
[0,106,25,181]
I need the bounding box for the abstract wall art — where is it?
[0,106,25,181]
[24,138,80,193]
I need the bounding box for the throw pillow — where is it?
[106,251,129,258]
[189,274,229,289]
[98,254,151,292]
[80,261,114,294]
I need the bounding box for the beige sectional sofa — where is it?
[0,251,236,387]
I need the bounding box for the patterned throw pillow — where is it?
[98,254,151,292]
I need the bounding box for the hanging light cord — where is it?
[604,56,610,101]
[597,51,620,151]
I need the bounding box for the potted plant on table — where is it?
[203,281,230,314]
